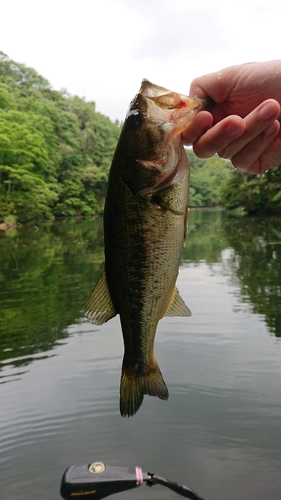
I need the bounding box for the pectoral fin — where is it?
[164,286,192,317]
[84,270,117,324]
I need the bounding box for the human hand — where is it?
[182,61,281,174]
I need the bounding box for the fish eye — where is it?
[126,110,142,130]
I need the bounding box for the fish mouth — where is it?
[139,79,208,134]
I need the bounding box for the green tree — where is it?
[0,53,121,222]
[187,149,231,207]
[220,166,281,213]
[0,109,58,220]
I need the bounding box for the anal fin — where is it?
[164,286,192,317]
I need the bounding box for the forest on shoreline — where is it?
[1,52,281,224]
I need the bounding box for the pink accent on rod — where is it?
[135,466,143,486]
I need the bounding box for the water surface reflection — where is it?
[0,211,281,500]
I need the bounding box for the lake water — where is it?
[0,210,281,500]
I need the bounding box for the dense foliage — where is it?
[187,149,231,207]
[0,52,121,222]
[1,52,280,222]
[187,150,281,214]
[219,166,281,214]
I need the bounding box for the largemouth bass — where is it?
[85,80,206,417]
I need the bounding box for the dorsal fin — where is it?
[84,270,117,325]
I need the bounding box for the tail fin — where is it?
[119,359,169,417]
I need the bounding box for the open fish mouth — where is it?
[140,78,212,110]
[135,79,208,132]
[140,78,205,109]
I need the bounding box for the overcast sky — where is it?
[1,0,281,122]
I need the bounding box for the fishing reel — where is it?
[60,461,206,500]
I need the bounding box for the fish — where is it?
[85,80,207,417]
